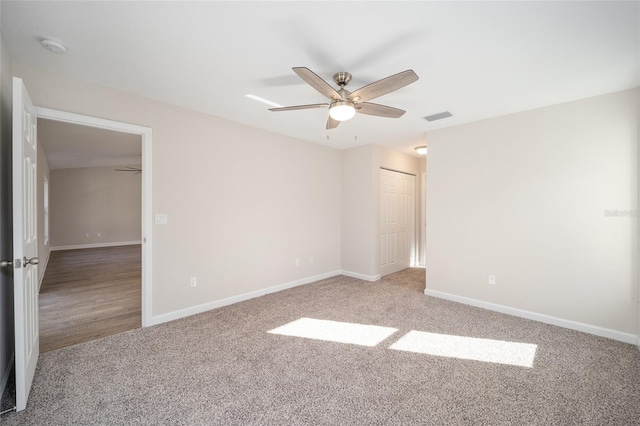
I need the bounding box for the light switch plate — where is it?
[155,213,168,225]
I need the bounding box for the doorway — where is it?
[35,108,152,339]
[380,168,416,276]
[37,118,142,351]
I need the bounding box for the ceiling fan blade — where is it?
[293,67,342,100]
[355,102,406,118]
[326,116,340,130]
[114,167,142,172]
[348,69,419,103]
[269,103,328,112]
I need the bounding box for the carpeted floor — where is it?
[1,268,639,425]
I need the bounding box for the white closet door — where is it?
[380,169,415,276]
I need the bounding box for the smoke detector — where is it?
[40,38,67,54]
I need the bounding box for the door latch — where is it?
[22,257,39,267]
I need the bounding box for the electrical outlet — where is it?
[97,232,102,238]
[295,258,300,267]
[85,233,89,238]
[309,256,314,264]
[488,275,496,285]
[189,277,197,288]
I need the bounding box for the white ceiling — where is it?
[3,1,639,158]
[38,118,141,170]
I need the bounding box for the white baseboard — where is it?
[149,270,342,326]
[51,241,142,251]
[1,353,14,401]
[340,270,381,282]
[425,289,638,345]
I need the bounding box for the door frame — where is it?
[421,172,426,267]
[35,107,153,327]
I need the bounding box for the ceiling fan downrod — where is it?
[333,72,353,103]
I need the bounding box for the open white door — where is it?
[12,77,39,412]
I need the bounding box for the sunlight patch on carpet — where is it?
[268,317,398,347]
[389,330,537,367]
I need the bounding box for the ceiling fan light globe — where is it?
[329,102,356,121]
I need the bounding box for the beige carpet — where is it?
[2,268,639,425]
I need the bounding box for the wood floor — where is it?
[39,245,141,353]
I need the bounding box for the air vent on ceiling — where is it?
[423,111,452,122]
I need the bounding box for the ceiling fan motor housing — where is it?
[333,72,352,87]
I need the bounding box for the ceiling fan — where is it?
[270,67,419,130]
[114,166,142,174]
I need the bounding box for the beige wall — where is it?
[13,63,342,318]
[36,143,50,283]
[426,89,639,336]
[341,145,375,277]
[49,165,141,249]
[341,144,422,279]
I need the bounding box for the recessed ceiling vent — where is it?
[424,111,452,122]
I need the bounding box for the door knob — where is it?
[0,260,12,268]
[23,257,39,266]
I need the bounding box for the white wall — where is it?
[49,165,141,249]
[13,63,342,319]
[426,89,639,338]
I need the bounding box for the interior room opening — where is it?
[36,118,143,352]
